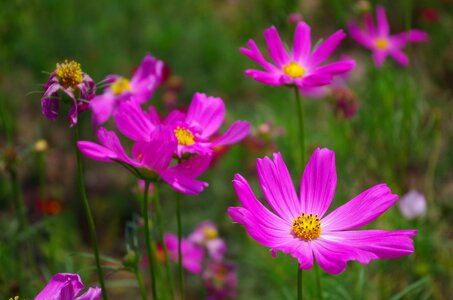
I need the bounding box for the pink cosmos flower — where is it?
[41,60,96,127]
[398,189,427,220]
[228,148,417,274]
[35,273,101,300]
[203,261,237,300]
[188,221,227,262]
[77,125,210,195]
[90,53,164,126]
[348,6,428,67]
[240,22,355,88]
[113,93,250,157]
[164,233,204,274]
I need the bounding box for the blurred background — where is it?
[1,0,452,299]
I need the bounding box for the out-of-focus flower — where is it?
[189,221,227,262]
[77,125,210,195]
[90,53,164,126]
[138,179,154,196]
[240,22,355,89]
[244,121,285,155]
[34,139,48,152]
[288,12,303,25]
[333,88,358,119]
[228,148,417,274]
[35,273,101,300]
[114,93,250,158]
[420,7,439,23]
[398,190,427,219]
[203,261,237,300]
[36,199,62,215]
[348,6,428,68]
[164,233,204,274]
[354,0,371,14]
[41,60,96,127]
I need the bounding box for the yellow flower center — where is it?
[111,77,132,95]
[55,60,84,89]
[203,227,218,240]
[174,126,195,146]
[292,213,321,240]
[375,38,389,50]
[283,61,305,78]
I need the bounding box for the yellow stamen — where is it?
[111,77,132,95]
[292,213,321,240]
[375,38,389,50]
[283,61,305,78]
[55,60,83,89]
[174,126,195,146]
[203,227,218,240]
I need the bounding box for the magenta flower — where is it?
[113,93,250,157]
[348,6,428,67]
[188,221,227,262]
[77,125,210,195]
[228,148,417,274]
[41,60,96,127]
[240,22,355,88]
[35,273,101,300]
[90,53,164,126]
[203,261,237,300]
[164,233,204,274]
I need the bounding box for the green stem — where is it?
[315,264,323,300]
[73,125,108,300]
[135,268,148,300]
[154,183,175,299]
[142,180,157,300]
[297,266,302,300]
[176,192,184,300]
[294,87,305,166]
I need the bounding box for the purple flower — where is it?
[188,221,227,262]
[164,233,204,274]
[41,60,96,127]
[228,148,417,274]
[113,93,250,158]
[348,6,428,67]
[34,273,101,300]
[90,53,164,126]
[202,261,237,300]
[77,124,210,195]
[240,22,355,88]
[398,190,427,219]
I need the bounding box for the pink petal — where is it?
[130,53,163,103]
[164,110,185,126]
[75,287,102,300]
[169,154,212,178]
[160,172,209,195]
[292,22,311,64]
[89,94,115,126]
[301,73,333,87]
[113,101,155,142]
[186,92,225,138]
[211,121,250,147]
[300,148,336,218]
[264,25,290,67]
[244,69,283,86]
[240,39,279,72]
[256,153,301,220]
[376,6,390,36]
[372,50,388,68]
[35,273,84,300]
[389,49,409,66]
[96,128,140,167]
[364,13,376,35]
[309,30,346,67]
[77,141,116,162]
[312,59,356,76]
[391,29,428,46]
[311,238,358,274]
[321,184,398,231]
[348,22,374,49]
[138,126,176,172]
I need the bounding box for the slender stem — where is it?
[154,183,175,299]
[142,180,157,300]
[176,192,184,300]
[315,264,323,300]
[73,125,108,300]
[297,266,302,300]
[294,87,305,166]
[135,268,148,300]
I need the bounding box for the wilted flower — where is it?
[240,22,355,89]
[228,148,417,274]
[90,53,164,126]
[189,221,227,262]
[164,233,204,274]
[41,60,96,127]
[398,190,427,219]
[348,6,428,67]
[35,273,101,300]
[203,261,237,300]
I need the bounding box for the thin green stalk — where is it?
[135,268,148,300]
[73,125,108,300]
[294,87,305,166]
[297,267,302,300]
[176,192,184,300]
[142,180,157,300]
[315,264,323,300]
[154,183,175,299]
